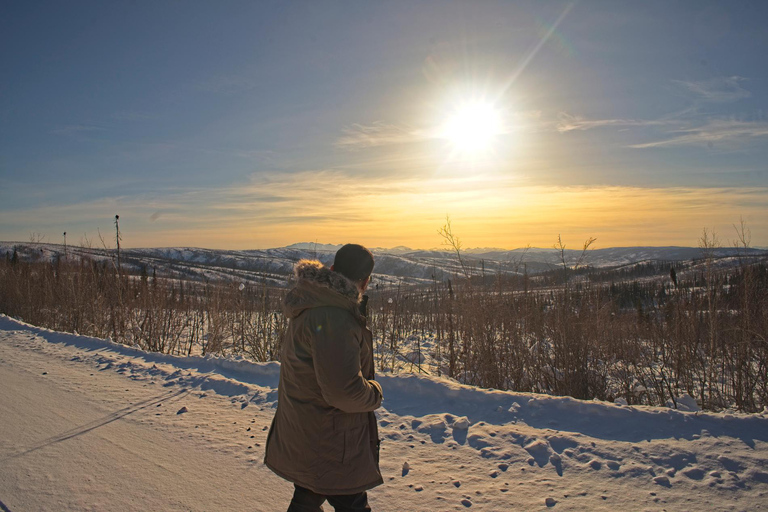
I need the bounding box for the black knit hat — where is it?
[333,244,374,283]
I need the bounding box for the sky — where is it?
[1,0,767,250]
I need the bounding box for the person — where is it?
[265,244,383,512]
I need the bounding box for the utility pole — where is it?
[115,215,122,272]
[63,232,67,260]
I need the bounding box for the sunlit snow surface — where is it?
[1,315,767,511]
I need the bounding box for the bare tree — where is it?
[555,234,596,286]
[29,232,47,243]
[508,244,530,274]
[555,234,568,285]
[437,216,471,280]
[575,237,597,270]
[80,232,93,249]
[699,227,721,408]
[732,216,751,255]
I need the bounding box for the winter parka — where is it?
[264,260,383,495]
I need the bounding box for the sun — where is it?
[440,100,504,156]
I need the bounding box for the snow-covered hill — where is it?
[2,241,766,288]
[1,315,766,511]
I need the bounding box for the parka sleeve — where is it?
[309,307,383,413]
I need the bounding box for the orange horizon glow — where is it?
[7,182,764,251]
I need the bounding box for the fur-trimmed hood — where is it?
[282,260,362,319]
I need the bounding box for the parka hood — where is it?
[282,260,362,319]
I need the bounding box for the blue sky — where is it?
[2,1,767,249]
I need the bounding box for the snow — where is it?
[5,241,765,290]
[1,314,767,511]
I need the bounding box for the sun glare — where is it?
[440,100,504,155]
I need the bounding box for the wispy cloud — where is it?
[3,165,767,249]
[630,119,768,149]
[673,76,751,103]
[558,75,755,139]
[556,112,674,133]
[335,122,429,150]
[337,109,542,152]
[557,75,764,150]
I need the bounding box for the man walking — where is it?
[265,244,383,512]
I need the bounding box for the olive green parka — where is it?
[264,260,383,495]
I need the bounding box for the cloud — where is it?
[335,122,429,150]
[337,110,541,151]
[556,113,674,133]
[556,76,754,145]
[3,170,767,249]
[673,76,751,103]
[629,119,768,149]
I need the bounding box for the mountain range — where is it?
[2,241,766,287]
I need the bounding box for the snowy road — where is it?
[1,315,767,511]
[0,336,289,511]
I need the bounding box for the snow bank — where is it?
[3,313,768,511]
[0,315,280,397]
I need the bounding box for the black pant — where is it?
[287,484,371,512]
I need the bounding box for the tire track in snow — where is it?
[1,388,188,463]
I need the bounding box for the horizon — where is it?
[2,2,767,249]
[3,239,767,254]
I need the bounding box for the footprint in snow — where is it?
[681,467,705,480]
[452,417,470,445]
[523,439,552,467]
[550,453,564,476]
[402,462,410,477]
[461,498,472,507]
[717,455,743,473]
